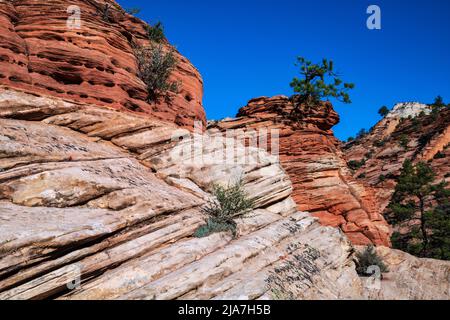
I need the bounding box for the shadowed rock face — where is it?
[0,0,205,128]
[210,96,392,246]
[344,103,450,211]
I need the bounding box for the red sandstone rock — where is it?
[344,103,450,211]
[0,0,205,128]
[211,95,392,246]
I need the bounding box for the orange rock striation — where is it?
[210,95,392,246]
[0,0,205,128]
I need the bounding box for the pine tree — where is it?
[431,96,445,110]
[290,57,354,118]
[388,160,450,260]
[378,106,389,117]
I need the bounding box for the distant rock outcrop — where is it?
[0,0,205,128]
[344,102,450,211]
[210,95,392,246]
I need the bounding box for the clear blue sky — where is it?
[117,0,450,140]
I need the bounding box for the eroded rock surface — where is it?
[0,89,449,300]
[0,0,205,128]
[344,103,450,211]
[210,96,391,246]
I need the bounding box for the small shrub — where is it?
[374,139,386,148]
[411,117,422,131]
[125,7,141,15]
[399,134,409,149]
[348,159,366,171]
[146,22,165,43]
[347,137,355,143]
[97,3,113,23]
[358,173,366,179]
[194,179,255,239]
[418,133,433,149]
[434,151,446,159]
[365,150,374,159]
[355,246,389,277]
[356,128,368,140]
[135,44,180,103]
[378,174,386,183]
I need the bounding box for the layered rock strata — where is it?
[1,89,448,300]
[0,0,205,128]
[345,103,450,210]
[210,96,391,246]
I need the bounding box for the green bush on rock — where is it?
[195,179,255,239]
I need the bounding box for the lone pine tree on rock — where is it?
[378,106,390,117]
[290,57,355,118]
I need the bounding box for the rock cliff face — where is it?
[1,89,449,300]
[210,96,391,246]
[344,103,450,210]
[0,0,205,128]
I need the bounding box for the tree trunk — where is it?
[419,197,429,257]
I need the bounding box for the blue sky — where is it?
[117,0,450,140]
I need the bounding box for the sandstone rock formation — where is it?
[1,88,448,300]
[0,0,449,301]
[344,102,450,211]
[210,96,391,246]
[363,246,450,300]
[0,0,205,128]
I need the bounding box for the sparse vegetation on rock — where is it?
[355,246,389,277]
[374,139,386,148]
[98,3,113,23]
[348,159,366,171]
[125,7,141,15]
[146,21,165,43]
[135,44,180,103]
[399,134,409,149]
[356,128,368,140]
[195,179,255,239]
[266,245,321,300]
[434,151,446,159]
